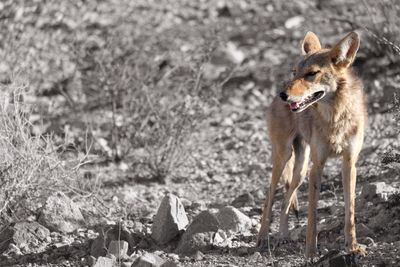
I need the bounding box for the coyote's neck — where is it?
[315,71,361,124]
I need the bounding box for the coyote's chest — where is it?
[312,102,360,155]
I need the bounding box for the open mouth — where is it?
[289,91,325,112]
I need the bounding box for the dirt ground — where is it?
[0,0,399,266]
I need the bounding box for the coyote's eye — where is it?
[291,69,296,77]
[305,70,320,77]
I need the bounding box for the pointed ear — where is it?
[302,32,322,55]
[330,32,360,69]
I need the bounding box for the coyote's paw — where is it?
[350,244,367,258]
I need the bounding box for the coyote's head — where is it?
[279,31,360,113]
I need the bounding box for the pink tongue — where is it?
[290,102,300,109]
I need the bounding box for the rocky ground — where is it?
[0,0,399,267]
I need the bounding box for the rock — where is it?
[176,210,225,254]
[183,210,220,235]
[0,221,50,254]
[215,206,252,233]
[91,224,136,258]
[284,16,305,29]
[94,256,115,267]
[192,250,204,260]
[360,182,399,204]
[356,223,374,238]
[314,251,355,267]
[359,237,375,246]
[368,208,390,230]
[250,251,262,261]
[231,193,255,208]
[38,192,84,233]
[176,207,252,254]
[108,240,129,259]
[87,256,96,266]
[176,232,215,255]
[212,229,228,246]
[132,252,176,267]
[151,194,189,245]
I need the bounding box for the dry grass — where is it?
[361,0,400,60]
[0,80,79,223]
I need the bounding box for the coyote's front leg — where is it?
[342,152,367,256]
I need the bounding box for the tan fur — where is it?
[257,32,367,257]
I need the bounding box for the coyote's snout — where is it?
[257,31,367,258]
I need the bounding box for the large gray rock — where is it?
[132,252,176,267]
[215,206,252,233]
[360,182,399,204]
[0,221,50,254]
[151,194,189,245]
[38,192,84,233]
[175,210,220,254]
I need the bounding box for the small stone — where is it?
[91,224,135,258]
[212,230,228,246]
[151,194,189,245]
[167,253,179,261]
[87,256,96,266]
[237,247,248,256]
[108,240,129,259]
[215,206,252,233]
[250,251,262,261]
[359,237,375,246]
[93,256,115,267]
[231,193,255,208]
[132,252,176,267]
[192,250,204,261]
[360,182,399,204]
[38,192,85,233]
[284,16,304,29]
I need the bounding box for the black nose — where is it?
[279,92,288,101]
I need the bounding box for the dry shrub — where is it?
[74,28,219,182]
[0,80,77,223]
[360,0,400,61]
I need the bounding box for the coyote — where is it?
[257,31,367,257]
